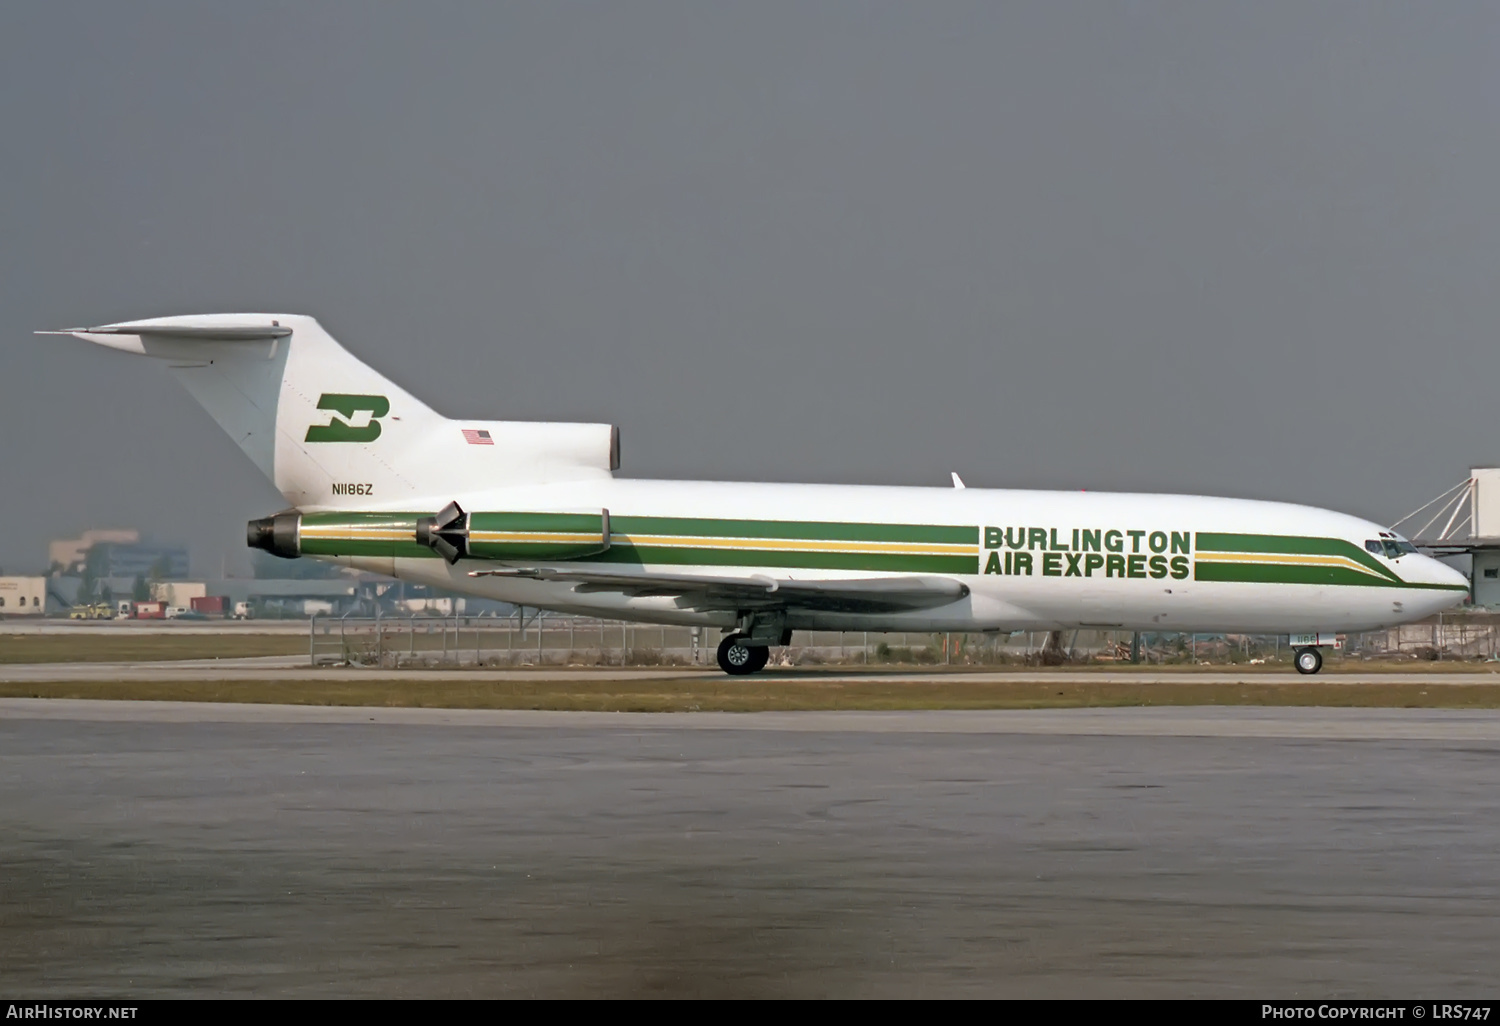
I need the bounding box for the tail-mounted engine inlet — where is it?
[415,501,470,564]
[246,511,301,559]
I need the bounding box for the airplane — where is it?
[43,314,1469,676]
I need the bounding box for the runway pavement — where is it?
[1,700,1497,997]
[7,698,1500,739]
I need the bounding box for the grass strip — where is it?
[0,636,310,664]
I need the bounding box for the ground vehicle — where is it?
[132,600,166,619]
[67,603,114,620]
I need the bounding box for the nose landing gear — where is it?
[1294,646,1324,675]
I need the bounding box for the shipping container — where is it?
[190,595,229,616]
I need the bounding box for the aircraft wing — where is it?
[468,567,968,614]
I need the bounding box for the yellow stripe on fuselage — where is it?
[298,527,972,556]
[300,527,412,541]
[468,531,605,545]
[301,528,606,544]
[610,534,973,556]
[1195,550,1389,579]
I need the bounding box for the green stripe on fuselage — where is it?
[298,512,430,559]
[607,516,977,544]
[468,511,606,533]
[1196,560,1465,591]
[1196,561,1394,589]
[1195,532,1400,583]
[295,512,979,571]
[594,545,978,574]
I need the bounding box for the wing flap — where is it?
[469,567,968,614]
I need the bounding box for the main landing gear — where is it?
[717,634,770,676]
[716,613,790,675]
[1294,647,1324,675]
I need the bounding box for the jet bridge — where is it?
[1390,467,1500,606]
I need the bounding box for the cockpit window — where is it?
[1367,539,1418,558]
[1365,540,1383,555]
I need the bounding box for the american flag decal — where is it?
[462,428,494,445]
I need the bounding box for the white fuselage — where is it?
[53,313,1468,640]
[327,478,1469,635]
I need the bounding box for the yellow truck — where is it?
[67,603,114,620]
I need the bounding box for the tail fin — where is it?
[48,314,617,508]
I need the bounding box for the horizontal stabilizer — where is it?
[46,312,620,505]
[69,323,292,341]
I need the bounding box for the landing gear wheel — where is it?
[717,634,769,676]
[1294,647,1323,675]
[746,645,769,673]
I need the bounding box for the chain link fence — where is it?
[308,611,1500,668]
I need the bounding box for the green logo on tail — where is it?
[305,394,390,443]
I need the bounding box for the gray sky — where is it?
[3,3,1499,575]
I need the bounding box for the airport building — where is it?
[47,529,140,573]
[66,577,365,618]
[49,529,190,580]
[89,542,190,580]
[15,562,504,619]
[1467,468,1500,607]
[150,581,207,607]
[0,576,47,615]
[203,577,359,616]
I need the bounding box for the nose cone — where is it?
[1428,556,1470,592]
[1408,555,1469,612]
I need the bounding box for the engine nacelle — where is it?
[246,512,301,559]
[247,508,610,563]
